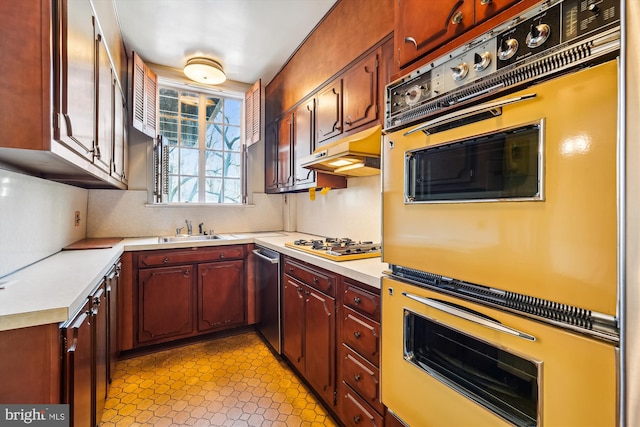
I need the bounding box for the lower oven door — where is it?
[381,277,618,427]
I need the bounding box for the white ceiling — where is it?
[113,0,337,86]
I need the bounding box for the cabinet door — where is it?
[343,53,378,133]
[63,302,92,427]
[132,52,157,137]
[293,99,316,189]
[316,79,342,146]
[395,0,475,68]
[144,65,158,137]
[92,283,108,426]
[265,122,279,193]
[56,0,96,160]
[475,0,520,25]
[138,265,194,343]
[106,264,120,383]
[278,113,294,188]
[95,33,113,174]
[197,260,245,332]
[283,276,306,374]
[305,287,336,405]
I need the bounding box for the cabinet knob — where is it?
[354,331,361,339]
[219,253,225,259]
[313,277,319,284]
[354,374,361,382]
[353,415,361,424]
[163,257,169,264]
[353,297,361,305]
[451,10,463,25]
[298,287,304,294]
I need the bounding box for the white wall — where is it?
[0,169,88,277]
[294,175,381,241]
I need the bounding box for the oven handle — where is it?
[403,93,537,136]
[402,292,536,341]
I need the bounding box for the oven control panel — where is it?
[385,0,620,132]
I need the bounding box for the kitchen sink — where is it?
[158,234,225,243]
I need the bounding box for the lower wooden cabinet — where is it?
[133,245,246,348]
[282,257,337,407]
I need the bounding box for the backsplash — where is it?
[294,175,381,241]
[87,190,284,237]
[0,169,88,277]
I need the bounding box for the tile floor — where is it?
[100,332,339,427]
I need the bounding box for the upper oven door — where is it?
[380,277,618,427]
[382,59,618,316]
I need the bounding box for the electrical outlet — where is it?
[75,211,81,226]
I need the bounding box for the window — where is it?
[158,86,244,203]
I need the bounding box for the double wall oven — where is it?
[381,0,621,425]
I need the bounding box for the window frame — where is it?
[156,80,247,205]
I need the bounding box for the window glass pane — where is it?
[205,123,223,150]
[181,148,199,176]
[168,146,180,174]
[206,97,222,122]
[205,178,223,203]
[180,92,199,120]
[180,119,199,148]
[159,117,178,145]
[224,99,242,125]
[224,152,241,178]
[159,88,179,116]
[224,178,242,203]
[168,176,180,202]
[205,150,223,177]
[224,125,241,151]
[180,176,198,203]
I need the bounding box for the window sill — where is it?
[145,203,255,208]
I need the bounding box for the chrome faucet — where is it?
[185,220,192,235]
[198,223,205,235]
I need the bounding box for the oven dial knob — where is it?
[473,52,491,71]
[498,38,518,61]
[404,84,427,106]
[588,3,600,14]
[450,63,469,81]
[526,23,551,48]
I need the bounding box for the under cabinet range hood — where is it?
[301,125,382,176]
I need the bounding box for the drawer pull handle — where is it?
[219,253,225,259]
[353,415,361,424]
[313,277,319,284]
[163,257,169,263]
[289,267,294,272]
[353,331,361,339]
[353,297,361,305]
[354,374,361,381]
[298,287,304,294]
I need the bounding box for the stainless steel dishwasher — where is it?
[252,245,281,354]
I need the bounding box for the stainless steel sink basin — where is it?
[158,234,224,243]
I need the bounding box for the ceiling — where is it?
[113,0,338,87]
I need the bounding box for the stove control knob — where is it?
[498,38,518,61]
[588,3,600,14]
[451,63,469,81]
[473,52,491,71]
[526,23,551,48]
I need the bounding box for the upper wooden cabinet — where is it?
[395,0,520,69]
[0,0,128,189]
[293,99,316,189]
[132,52,157,138]
[316,50,379,147]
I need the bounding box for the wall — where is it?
[293,175,381,241]
[0,168,88,277]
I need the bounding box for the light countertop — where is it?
[0,232,387,332]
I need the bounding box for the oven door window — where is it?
[404,309,539,426]
[405,124,542,203]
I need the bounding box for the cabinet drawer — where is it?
[342,307,380,366]
[339,382,384,427]
[283,257,336,296]
[341,344,383,415]
[342,281,380,320]
[137,245,245,267]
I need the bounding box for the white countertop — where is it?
[0,232,387,331]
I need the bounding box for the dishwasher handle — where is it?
[252,249,279,264]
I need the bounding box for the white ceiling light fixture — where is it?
[183,57,226,84]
